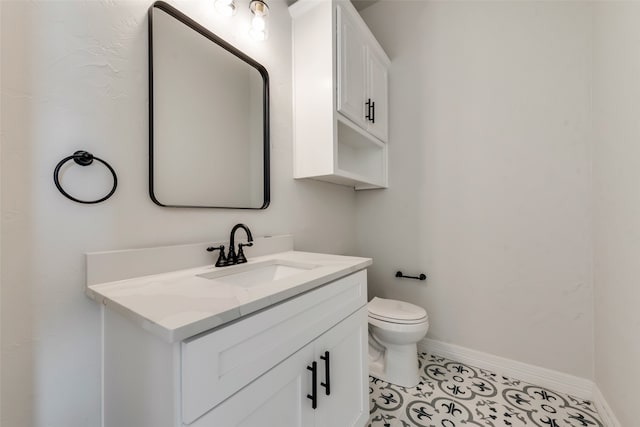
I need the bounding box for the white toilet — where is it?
[368,297,429,388]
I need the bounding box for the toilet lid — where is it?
[368,297,427,322]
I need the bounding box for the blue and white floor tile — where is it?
[369,352,604,427]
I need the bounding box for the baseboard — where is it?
[418,338,593,399]
[591,384,622,427]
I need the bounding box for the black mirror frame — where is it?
[148,1,270,209]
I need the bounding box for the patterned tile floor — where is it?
[369,352,604,427]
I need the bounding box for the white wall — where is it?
[0,1,356,425]
[592,3,640,425]
[357,1,594,378]
[5,1,640,425]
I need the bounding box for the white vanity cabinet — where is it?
[192,308,367,427]
[290,0,390,190]
[102,269,369,427]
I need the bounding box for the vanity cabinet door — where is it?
[314,307,369,427]
[190,343,316,427]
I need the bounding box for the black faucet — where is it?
[228,223,254,264]
[206,223,254,267]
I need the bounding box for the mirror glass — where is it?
[149,1,269,209]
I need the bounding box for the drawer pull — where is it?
[307,361,317,409]
[320,351,331,396]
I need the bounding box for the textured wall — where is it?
[592,3,640,425]
[357,1,594,378]
[0,1,356,425]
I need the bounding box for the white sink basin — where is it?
[197,260,318,288]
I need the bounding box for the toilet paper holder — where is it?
[395,271,427,281]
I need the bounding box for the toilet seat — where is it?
[368,312,428,325]
[368,297,428,325]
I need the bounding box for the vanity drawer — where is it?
[181,269,367,425]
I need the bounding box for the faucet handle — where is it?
[236,242,253,264]
[206,245,228,267]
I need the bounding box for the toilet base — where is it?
[368,341,420,388]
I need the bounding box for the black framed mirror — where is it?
[149,1,270,209]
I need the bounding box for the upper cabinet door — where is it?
[336,5,368,128]
[367,50,389,142]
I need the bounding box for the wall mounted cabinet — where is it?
[290,0,390,189]
[336,4,388,142]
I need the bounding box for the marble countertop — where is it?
[86,250,371,342]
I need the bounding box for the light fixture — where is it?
[249,0,269,41]
[215,0,237,17]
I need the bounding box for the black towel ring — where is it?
[53,150,117,204]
